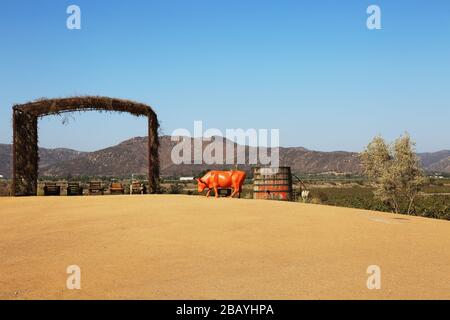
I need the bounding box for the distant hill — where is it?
[427,157,450,173]
[0,137,449,178]
[0,144,11,177]
[417,150,450,167]
[417,151,450,173]
[0,144,87,178]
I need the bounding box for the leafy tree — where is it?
[361,134,427,214]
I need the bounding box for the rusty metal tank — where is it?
[253,166,293,201]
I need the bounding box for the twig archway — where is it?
[12,96,159,196]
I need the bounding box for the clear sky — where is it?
[0,0,449,152]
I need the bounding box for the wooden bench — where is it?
[110,182,124,195]
[43,182,60,196]
[67,182,83,196]
[130,181,146,194]
[88,181,104,195]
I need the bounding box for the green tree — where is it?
[361,134,427,214]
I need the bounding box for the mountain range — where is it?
[0,136,449,178]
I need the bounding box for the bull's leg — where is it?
[214,187,219,198]
[230,185,238,198]
[206,189,211,197]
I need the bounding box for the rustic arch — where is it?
[12,96,159,196]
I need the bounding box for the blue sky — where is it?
[0,0,449,152]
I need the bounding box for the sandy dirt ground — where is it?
[0,195,449,300]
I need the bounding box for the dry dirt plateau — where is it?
[0,195,449,300]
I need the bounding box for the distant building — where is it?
[180,177,195,181]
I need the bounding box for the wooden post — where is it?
[148,113,160,193]
[13,108,38,196]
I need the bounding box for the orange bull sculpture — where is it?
[196,170,246,198]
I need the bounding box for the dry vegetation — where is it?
[0,180,11,197]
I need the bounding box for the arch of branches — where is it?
[12,96,159,196]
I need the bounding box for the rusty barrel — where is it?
[253,167,293,201]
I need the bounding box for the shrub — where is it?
[168,183,184,194]
[310,190,328,203]
[0,180,11,196]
